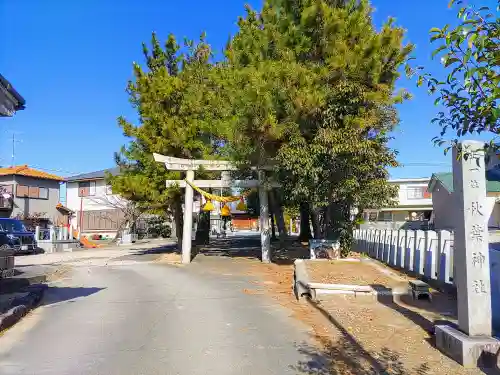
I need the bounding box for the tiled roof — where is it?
[0,165,64,181]
[66,167,120,182]
[429,172,500,193]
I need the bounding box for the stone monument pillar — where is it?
[435,140,499,367]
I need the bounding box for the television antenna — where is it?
[5,131,23,167]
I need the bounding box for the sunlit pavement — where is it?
[0,234,320,375]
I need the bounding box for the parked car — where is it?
[0,218,37,254]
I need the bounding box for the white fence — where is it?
[353,229,454,284]
[354,228,500,329]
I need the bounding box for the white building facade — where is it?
[65,168,124,238]
[361,178,433,230]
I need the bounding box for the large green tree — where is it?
[221,0,412,252]
[110,33,226,249]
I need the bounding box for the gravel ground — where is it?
[306,260,404,287]
[313,294,482,375]
[193,236,485,374]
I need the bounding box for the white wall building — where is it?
[65,168,124,237]
[361,177,433,230]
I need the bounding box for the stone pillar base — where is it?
[435,325,500,368]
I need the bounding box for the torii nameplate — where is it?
[153,153,237,171]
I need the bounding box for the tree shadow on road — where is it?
[197,235,309,264]
[131,243,179,255]
[40,286,105,307]
[291,298,431,375]
[197,237,263,260]
[292,339,431,375]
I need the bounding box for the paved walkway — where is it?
[0,234,321,375]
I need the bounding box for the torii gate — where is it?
[153,153,278,264]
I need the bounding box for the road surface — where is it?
[0,248,320,374]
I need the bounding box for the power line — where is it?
[399,162,451,167]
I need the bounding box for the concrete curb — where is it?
[0,274,48,295]
[293,258,410,301]
[294,259,315,300]
[0,283,48,331]
[313,285,410,297]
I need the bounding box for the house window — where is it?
[78,181,96,197]
[15,185,48,199]
[105,185,113,195]
[406,187,426,199]
[28,186,39,198]
[39,187,49,199]
[0,185,13,195]
[89,181,96,195]
[377,211,393,222]
[16,185,29,197]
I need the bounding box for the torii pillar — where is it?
[153,153,274,264]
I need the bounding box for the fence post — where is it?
[414,230,426,276]
[49,226,55,242]
[360,229,366,253]
[397,230,405,268]
[368,230,375,256]
[379,230,385,260]
[390,230,398,265]
[438,230,452,284]
[383,230,391,263]
[424,230,438,279]
[35,226,40,242]
[379,229,385,260]
[405,230,416,271]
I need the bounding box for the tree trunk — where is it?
[112,220,128,243]
[310,206,323,239]
[325,202,336,239]
[298,201,312,241]
[195,211,210,245]
[271,190,287,240]
[173,199,183,253]
[270,212,277,240]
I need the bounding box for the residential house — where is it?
[428,172,500,230]
[0,165,65,228]
[0,73,25,117]
[65,168,123,237]
[361,178,433,230]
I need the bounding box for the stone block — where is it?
[435,324,500,368]
[309,239,340,260]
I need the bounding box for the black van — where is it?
[0,218,37,254]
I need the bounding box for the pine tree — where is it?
[222,0,412,252]
[110,32,226,250]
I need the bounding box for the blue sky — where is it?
[0,0,495,179]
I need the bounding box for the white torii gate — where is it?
[153,153,278,264]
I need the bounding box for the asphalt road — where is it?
[0,251,320,374]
